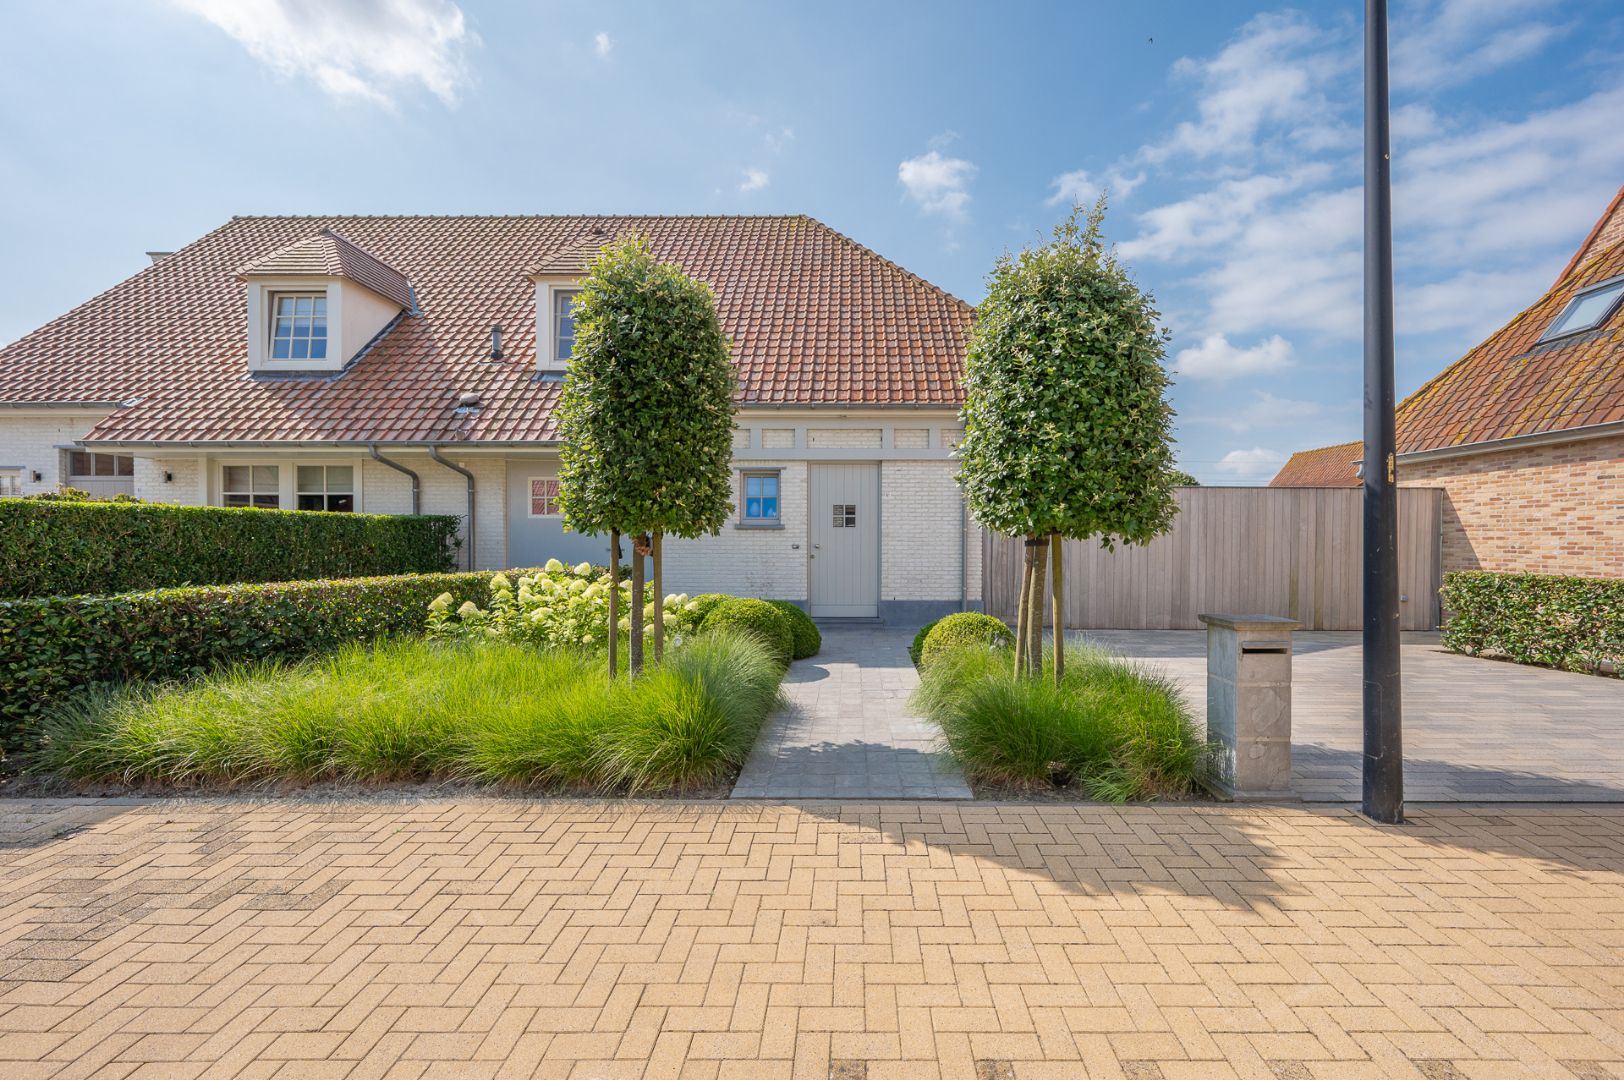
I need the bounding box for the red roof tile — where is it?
[0,215,974,445]
[1269,441,1362,487]
[240,229,415,310]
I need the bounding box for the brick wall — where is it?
[807,428,883,449]
[0,412,109,495]
[1399,433,1624,578]
[132,456,203,503]
[881,460,980,604]
[660,461,809,600]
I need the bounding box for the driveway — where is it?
[1078,630,1624,802]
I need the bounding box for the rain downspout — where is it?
[367,444,420,515]
[959,497,968,612]
[428,446,476,571]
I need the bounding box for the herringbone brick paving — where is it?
[2,798,1622,1078]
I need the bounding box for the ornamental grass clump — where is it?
[31,630,782,794]
[913,641,1209,802]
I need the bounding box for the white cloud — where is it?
[1214,447,1289,482]
[1393,0,1565,90]
[898,148,977,222]
[738,168,770,193]
[173,0,476,107]
[764,127,794,154]
[1045,168,1145,208]
[1173,334,1295,381]
[593,31,612,59]
[1194,391,1327,434]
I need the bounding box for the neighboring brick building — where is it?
[1274,183,1624,578]
[0,216,982,621]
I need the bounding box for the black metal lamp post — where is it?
[1363,0,1404,824]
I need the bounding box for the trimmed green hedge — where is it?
[0,571,498,759]
[766,601,821,660]
[0,500,461,598]
[919,612,1015,669]
[1441,570,1623,676]
[703,598,794,667]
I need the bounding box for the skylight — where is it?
[1539,278,1624,343]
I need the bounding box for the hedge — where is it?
[1441,570,1623,676]
[0,500,461,598]
[919,612,1016,669]
[703,598,794,667]
[0,570,499,759]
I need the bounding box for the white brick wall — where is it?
[761,428,795,449]
[131,456,204,503]
[808,428,882,449]
[660,461,809,600]
[893,428,930,449]
[881,460,979,603]
[0,412,110,495]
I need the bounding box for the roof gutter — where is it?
[1396,419,1624,465]
[368,443,420,514]
[427,446,476,571]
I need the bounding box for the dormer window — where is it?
[270,293,329,361]
[1540,277,1624,343]
[554,289,580,362]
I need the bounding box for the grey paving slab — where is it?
[1075,629,1624,803]
[731,625,972,800]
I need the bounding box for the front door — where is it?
[808,463,879,618]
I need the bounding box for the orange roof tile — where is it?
[0,215,974,445]
[1269,441,1362,487]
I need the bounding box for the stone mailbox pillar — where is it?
[1197,614,1300,800]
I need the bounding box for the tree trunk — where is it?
[651,531,664,664]
[1013,536,1033,676]
[1051,532,1064,687]
[607,529,621,680]
[1025,535,1049,678]
[629,534,648,676]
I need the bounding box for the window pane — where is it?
[224,493,250,507]
[291,339,309,359]
[1551,282,1624,336]
[328,493,354,512]
[295,297,313,316]
[297,493,325,512]
[310,339,327,359]
[296,465,323,492]
[310,316,326,339]
[762,477,779,498]
[312,296,327,316]
[253,494,279,509]
[272,339,291,359]
[746,477,762,497]
[116,455,134,477]
[69,451,91,476]
[274,317,294,338]
[252,466,278,490]
[325,466,352,491]
[761,497,777,519]
[223,465,248,492]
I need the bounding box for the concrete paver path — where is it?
[1079,630,1624,802]
[731,625,971,800]
[3,797,1623,1079]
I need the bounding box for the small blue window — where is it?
[742,472,779,523]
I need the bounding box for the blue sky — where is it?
[3,0,1622,482]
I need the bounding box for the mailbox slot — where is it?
[1240,642,1290,654]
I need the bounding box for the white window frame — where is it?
[217,458,366,512]
[1539,275,1624,343]
[245,278,343,373]
[0,469,21,498]
[67,451,134,480]
[532,278,583,372]
[295,463,355,512]
[528,476,562,518]
[222,464,282,509]
[267,292,331,364]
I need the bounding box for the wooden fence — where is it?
[982,487,1443,631]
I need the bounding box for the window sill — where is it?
[734,521,784,531]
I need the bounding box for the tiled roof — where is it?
[0,215,973,445]
[1269,441,1362,487]
[239,229,415,311]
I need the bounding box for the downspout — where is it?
[427,446,476,571]
[959,497,968,612]
[367,443,420,514]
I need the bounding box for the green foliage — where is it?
[957,199,1178,547]
[554,234,738,540]
[1441,570,1623,676]
[918,612,1015,669]
[1166,469,1199,487]
[767,601,821,660]
[912,644,1208,802]
[688,593,733,626]
[702,598,794,667]
[909,619,941,666]
[0,499,460,598]
[426,559,703,650]
[0,570,497,759]
[31,631,783,794]
[20,486,143,503]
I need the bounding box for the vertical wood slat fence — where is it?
[982,487,1443,631]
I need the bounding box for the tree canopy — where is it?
[554,235,738,541]
[956,199,1178,548]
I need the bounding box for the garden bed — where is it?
[26,631,783,797]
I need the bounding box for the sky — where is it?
[2,0,1622,483]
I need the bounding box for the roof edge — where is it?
[1397,418,1624,464]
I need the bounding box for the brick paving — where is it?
[3,797,1623,1078]
[732,627,971,800]
[1078,631,1624,802]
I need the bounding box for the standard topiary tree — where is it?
[555,235,738,676]
[918,612,1016,669]
[767,601,821,660]
[703,598,795,668]
[957,197,1178,682]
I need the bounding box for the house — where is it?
[1271,183,1624,578]
[0,215,981,622]
[1269,440,1361,488]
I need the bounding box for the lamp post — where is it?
[1362,0,1403,824]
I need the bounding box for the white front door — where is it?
[808,463,879,618]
